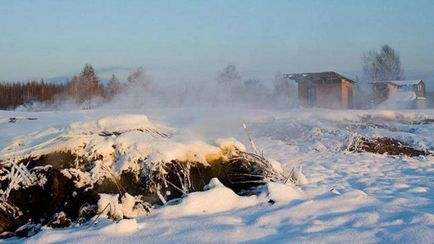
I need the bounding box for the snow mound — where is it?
[99,219,142,235]
[379,91,417,109]
[215,137,247,152]
[2,115,282,213]
[0,115,229,181]
[97,193,148,220]
[258,182,305,203]
[161,178,258,216]
[161,178,305,217]
[1,115,172,164]
[68,115,169,136]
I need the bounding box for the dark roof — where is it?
[284,71,356,83]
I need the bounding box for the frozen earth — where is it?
[1,108,433,243]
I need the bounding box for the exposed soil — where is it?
[0,149,279,238]
[348,136,431,157]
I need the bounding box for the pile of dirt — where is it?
[347,135,431,157]
[0,148,284,238]
[0,153,99,237]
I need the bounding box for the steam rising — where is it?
[17,65,297,111]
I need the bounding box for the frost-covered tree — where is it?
[241,78,270,105]
[362,50,379,82]
[218,64,241,88]
[362,45,403,82]
[107,74,121,98]
[66,64,103,108]
[125,67,151,107]
[66,75,80,103]
[272,72,297,107]
[81,64,102,100]
[127,67,149,87]
[216,64,243,102]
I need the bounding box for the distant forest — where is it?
[0,64,131,110]
[0,81,65,110]
[0,63,298,110]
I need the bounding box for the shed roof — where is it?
[284,71,356,83]
[372,80,423,86]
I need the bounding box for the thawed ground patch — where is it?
[1,108,433,243]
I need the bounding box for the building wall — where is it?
[341,80,354,109]
[416,81,426,98]
[297,81,310,107]
[387,84,398,96]
[298,79,347,109]
[373,83,397,105]
[415,81,426,109]
[316,82,343,109]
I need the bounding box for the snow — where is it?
[161,178,258,217]
[391,91,417,101]
[0,114,230,190]
[215,137,247,152]
[98,219,143,235]
[1,108,434,243]
[97,193,148,219]
[374,80,422,86]
[389,80,422,86]
[257,182,304,202]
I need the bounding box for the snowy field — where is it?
[1,108,433,243]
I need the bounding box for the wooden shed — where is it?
[285,72,355,109]
[371,80,426,109]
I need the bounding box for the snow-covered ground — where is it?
[1,108,433,243]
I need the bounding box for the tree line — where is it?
[0,64,148,110]
[1,62,294,110]
[0,81,65,110]
[0,44,416,110]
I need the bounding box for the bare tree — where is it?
[218,64,241,88]
[243,79,263,97]
[273,73,293,96]
[127,67,149,87]
[362,50,379,82]
[216,64,243,103]
[273,72,296,106]
[362,44,403,82]
[125,67,151,107]
[377,45,403,81]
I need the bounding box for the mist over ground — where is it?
[14,64,300,112]
[14,65,434,112]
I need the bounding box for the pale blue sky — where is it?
[1,0,434,84]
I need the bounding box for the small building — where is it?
[371,80,426,109]
[285,71,356,109]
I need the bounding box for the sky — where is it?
[1,0,434,87]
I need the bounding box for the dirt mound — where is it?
[0,148,284,238]
[347,135,431,157]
